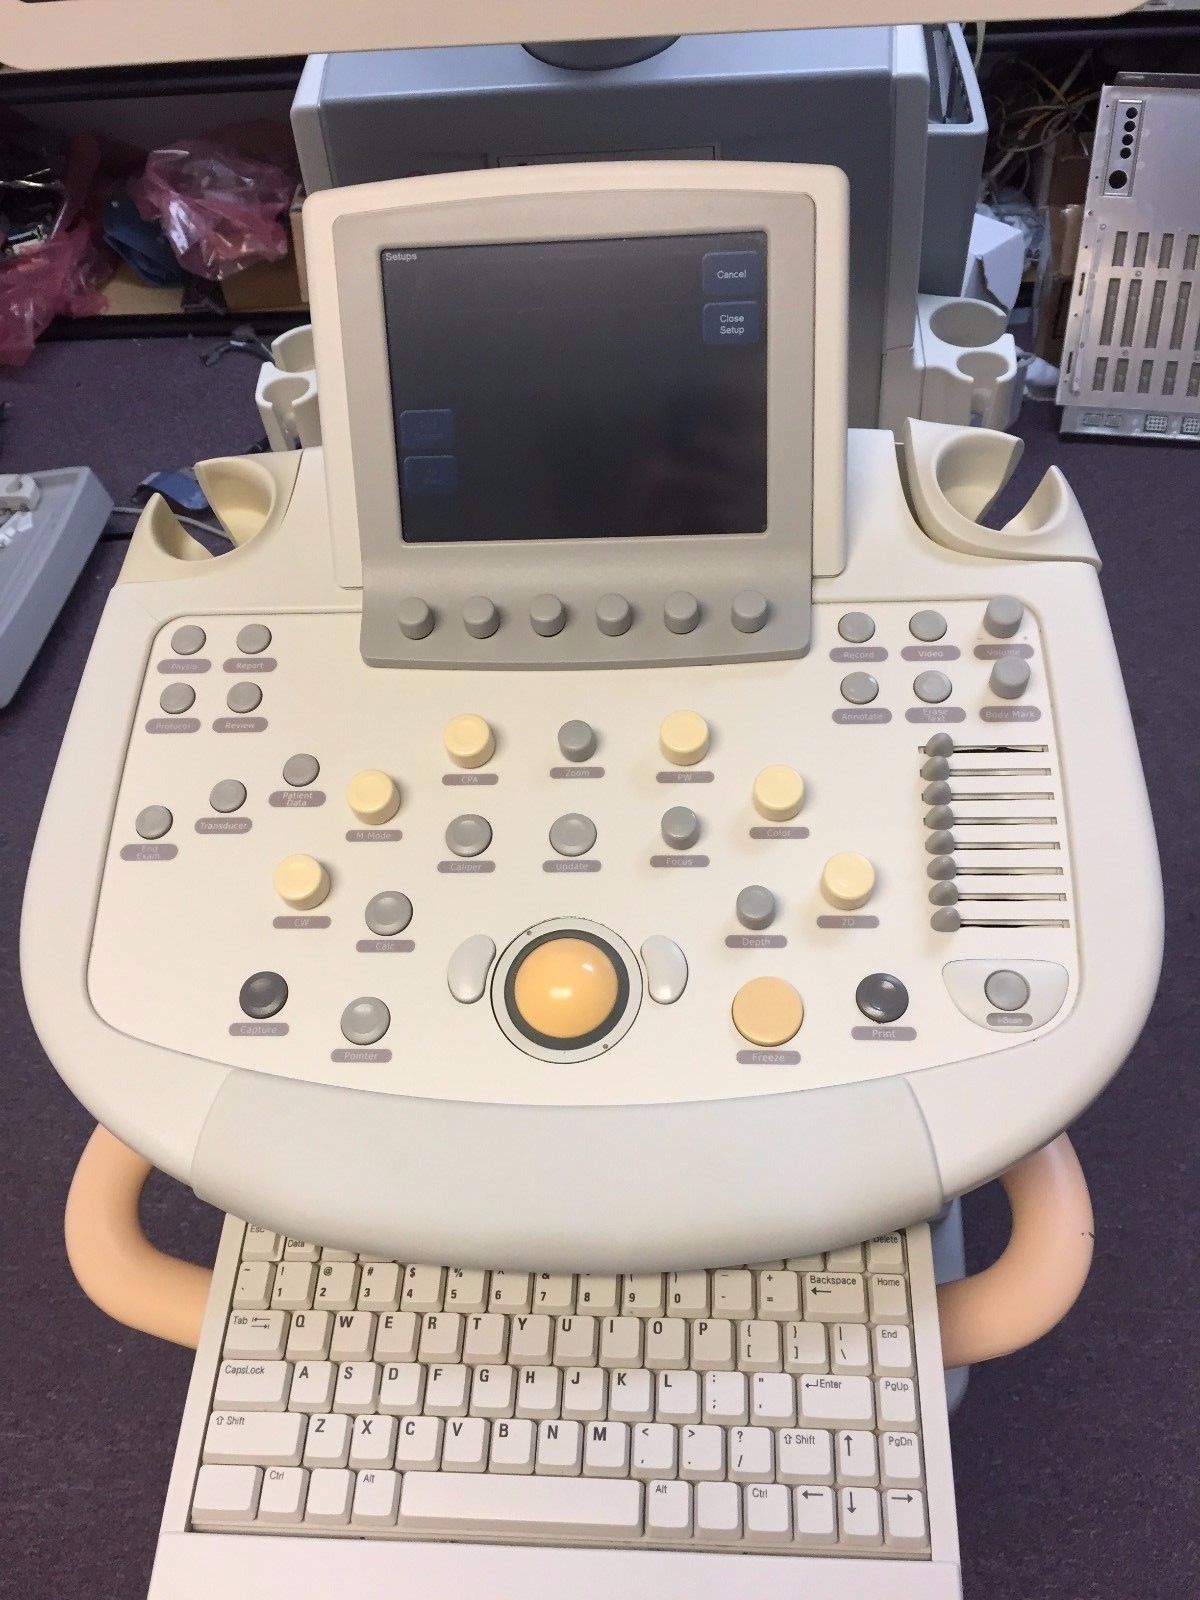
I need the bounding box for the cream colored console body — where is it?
[21,166,1161,1268]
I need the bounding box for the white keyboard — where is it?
[185,1221,948,1559]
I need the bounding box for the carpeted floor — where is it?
[1,335,1197,1599]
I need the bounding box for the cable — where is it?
[108,504,229,541]
[973,23,986,70]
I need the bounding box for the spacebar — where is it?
[397,1473,644,1538]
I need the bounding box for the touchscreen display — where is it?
[381,231,768,544]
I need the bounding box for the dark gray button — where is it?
[736,885,776,930]
[984,968,1030,1011]
[990,657,1031,699]
[135,805,172,840]
[856,972,909,1024]
[341,996,390,1046]
[596,594,633,637]
[924,733,955,758]
[661,806,701,850]
[909,610,947,643]
[984,596,1024,638]
[557,720,597,762]
[838,612,875,644]
[840,671,879,705]
[283,753,320,788]
[530,594,567,637]
[731,591,769,634]
[170,624,206,656]
[240,971,287,1019]
[210,779,247,814]
[549,813,597,857]
[236,623,272,655]
[446,814,492,857]
[922,781,952,805]
[921,756,951,781]
[664,591,701,635]
[463,596,500,639]
[398,598,435,640]
[159,682,195,715]
[924,805,955,829]
[914,671,953,705]
[365,891,412,937]
[226,681,262,714]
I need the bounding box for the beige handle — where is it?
[65,1126,212,1349]
[936,1133,1093,1369]
[65,1125,1092,1363]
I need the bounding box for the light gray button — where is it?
[924,733,955,757]
[210,779,247,814]
[596,593,633,637]
[984,968,1031,1011]
[240,971,287,1019]
[463,596,500,639]
[447,934,496,1004]
[236,623,272,655]
[446,814,492,858]
[838,611,875,644]
[340,996,390,1046]
[226,681,262,713]
[913,670,953,705]
[736,885,776,930]
[921,756,951,781]
[840,671,879,705]
[640,935,688,1004]
[984,596,1024,638]
[283,753,320,787]
[159,682,195,714]
[398,597,435,640]
[530,594,567,637]
[664,591,701,634]
[365,891,413,937]
[731,590,769,634]
[549,813,597,857]
[924,805,955,829]
[557,720,597,762]
[856,972,909,1024]
[135,805,173,840]
[922,781,952,805]
[909,610,947,642]
[990,657,1031,699]
[661,806,701,850]
[170,624,206,656]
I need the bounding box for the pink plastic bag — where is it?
[131,124,297,280]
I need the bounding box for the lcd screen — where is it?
[381,231,768,543]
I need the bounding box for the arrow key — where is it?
[839,1485,882,1547]
[792,1484,836,1545]
[884,1487,928,1550]
[835,1429,878,1486]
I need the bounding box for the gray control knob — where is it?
[557,719,597,763]
[984,596,1024,638]
[736,885,776,930]
[463,596,500,639]
[596,593,633,637]
[731,590,769,634]
[664,591,701,635]
[398,597,435,640]
[530,594,567,637]
[924,733,955,758]
[990,656,1031,699]
[661,806,701,850]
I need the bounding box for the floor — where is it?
[1,335,1198,1599]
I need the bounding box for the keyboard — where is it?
[182,1219,950,1559]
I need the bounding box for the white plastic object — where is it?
[254,326,321,452]
[903,417,1100,566]
[0,473,41,513]
[916,296,1021,431]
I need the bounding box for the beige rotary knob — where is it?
[659,710,710,766]
[820,852,876,911]
[753,765,806,822]
[346,769,400,826]
[274,854,330,911]
[444,713,496,769]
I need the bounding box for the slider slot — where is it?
[953,840,1061,851]
[949,767,1052,778]
[955,865,1065,877]
[951,816,1058,827]
[957,918,1071,929]
[941,744,1049,755]
[952,892,1067,903]
[949,791,1054,802]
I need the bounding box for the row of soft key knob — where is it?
[398,592,770,640]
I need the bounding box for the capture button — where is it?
[239,971,288,1020]
[702,250,763,297]
[732,977,804,1047]
[511,936,621,1043]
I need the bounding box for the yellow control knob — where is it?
[753,765,806,822]
[731,977,804,1047]
[659,710,710,767]
[274,854,330,911]
[346,769,400,826]
[444,713,496,769]
[512,937,620,1042]
[821,852,876,910]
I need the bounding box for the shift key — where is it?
[803,1274,867,1321]
[203,1409,305,1466]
